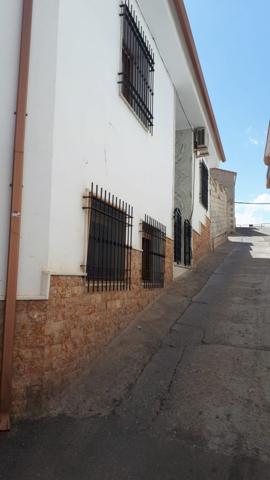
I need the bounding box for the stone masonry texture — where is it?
[174,129,193,220]
[210,175,228,249]
[0,238,173,419]
[192,218,211,265]
[211,168,236,233]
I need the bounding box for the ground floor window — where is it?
[84,184,133,292]
[200,161,209,210]
[142,215,166,288]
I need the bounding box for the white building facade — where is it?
[0,0,227,421]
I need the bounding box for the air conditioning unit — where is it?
[194,127,209,156]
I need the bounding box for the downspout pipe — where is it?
[0,0,33,431]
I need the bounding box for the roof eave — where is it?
[172,0,226,162]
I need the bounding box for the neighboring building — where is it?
[0,0,228,423]
[264,122,270,188]
[210,169,237,249]
[209,175,228,249]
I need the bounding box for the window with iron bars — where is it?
[118,1,154,133]
[142,216,166,288]
[83,184,133,292]
[174,208,182,264]
[200,161,209,210]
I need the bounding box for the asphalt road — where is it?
[1,227,270,479]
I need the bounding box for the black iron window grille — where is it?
[83,184,133,292]
[184,219,192,266]
[174,208,182,264]
[200,161,209,210]
[118,1,154,133]
[142,215,166,288]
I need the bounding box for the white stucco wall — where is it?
[48,0,175,274]
[18,0,59,298]
[0,0,59,299]
[1,0,223,298]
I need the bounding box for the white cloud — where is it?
[245,125,253,134]
[236,193,270,226]
[249,137,259,145]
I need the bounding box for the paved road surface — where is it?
[1,227,270,479]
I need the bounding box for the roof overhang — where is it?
[172,0,225,162]
[138,0,225,162]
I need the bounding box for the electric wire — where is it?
[235,202,270,205]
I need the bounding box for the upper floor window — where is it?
[200,161,209,210]
[119,1,154,133]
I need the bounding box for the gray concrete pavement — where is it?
[1,227,270,479]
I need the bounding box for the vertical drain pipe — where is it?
[0,0,33,431]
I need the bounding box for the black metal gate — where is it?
[174,208,182,264]
[184,219,192,266]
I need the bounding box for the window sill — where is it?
[119,91,153,136]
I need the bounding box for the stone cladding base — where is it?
[192,218,212,265]
[0,239,173,418]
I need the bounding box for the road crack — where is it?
[152,346,187,421]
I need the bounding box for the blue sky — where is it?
[184,0,270,224]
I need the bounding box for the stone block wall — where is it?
[211,168,237,234]
[0,239,173,419]
[210,176,228,249]
[227,200,236,233]
[192,218,211,265]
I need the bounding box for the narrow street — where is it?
[1,227,270,480]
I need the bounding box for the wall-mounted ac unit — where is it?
[194,127,209,156]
